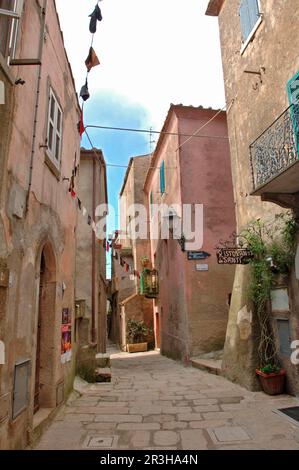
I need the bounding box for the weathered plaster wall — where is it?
[112,155,154,349]
[216,0,299,390]
[179,109,235,357]
[75,149,107,353]
[0,0,80,449]
[146,106,235,361]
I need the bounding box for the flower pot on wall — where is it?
[127,342,148,353]
[256,368,286,395]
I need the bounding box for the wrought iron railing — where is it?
[250,104,299,191]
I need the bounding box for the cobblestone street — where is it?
[35,350,299,450]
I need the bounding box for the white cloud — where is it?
[56,0,225,129]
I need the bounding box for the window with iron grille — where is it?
[0,0,23,62]
[46,87,63,168]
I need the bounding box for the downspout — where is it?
[25,0,47,213]
[91,157,97,344]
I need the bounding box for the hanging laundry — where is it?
[78,108,85,137]
[85,47,100,72]
[77,199,82,210]
[89,4,102,34]
[83,207,87,217]
[69,174,75,193]
[106,241,110,252]
[87,215,92,226]
[71,190,76,199]
[80,80,90,102]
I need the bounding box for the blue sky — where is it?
[81,92,150,240]
[56,0,225,276]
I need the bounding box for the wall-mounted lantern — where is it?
[163,209,186,252]
[140,268,159,298]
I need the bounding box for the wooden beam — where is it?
[205,0,225,17]
[9,59,41,66]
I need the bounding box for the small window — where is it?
[277,319,292,357]
[12,360,30,419]
[0,0,23,61]
[160,161,165,195]
[150,191,154,217]
[239,0,260,43]
[46,88,63,168]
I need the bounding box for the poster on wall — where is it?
[61,308,72,364]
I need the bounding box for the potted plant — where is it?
[241,213,297,395]
[255,364,286,395]
[126,319,149,353]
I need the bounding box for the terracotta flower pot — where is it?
[127,342,148,353]
[256,368,286,395]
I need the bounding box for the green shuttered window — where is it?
[239,0,260,42]
[160,161,165,195]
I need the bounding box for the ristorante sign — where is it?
[216,248,254,265]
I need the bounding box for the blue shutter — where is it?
[160,161,165,194]
[239,0,260,42]
[287,71,299,105]
[287,71,299,155]
[239,0,251,41]
[248,0,260,27]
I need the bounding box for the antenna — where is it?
[149,126,156,154]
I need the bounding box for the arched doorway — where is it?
[34,243,57,413]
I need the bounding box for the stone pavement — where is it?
[35,350,299,450]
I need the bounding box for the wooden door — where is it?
[34,254,45,414]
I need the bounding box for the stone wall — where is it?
[212,0,299,392]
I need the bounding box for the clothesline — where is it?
[85,124,229,140]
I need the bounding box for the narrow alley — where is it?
[34,349,299,451]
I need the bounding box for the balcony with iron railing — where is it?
[250,104,299,196]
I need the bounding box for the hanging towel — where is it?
[85,47,100,72]
[89,4,102,34]
[78,108,85,137]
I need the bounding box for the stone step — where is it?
[95,353,111,368]
[191,358,223,376]
[94,367,112,383]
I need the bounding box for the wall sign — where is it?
[196,264,209,271]
[217,248,254,265]
[188,251,211,260]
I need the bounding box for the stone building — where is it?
[144,105,236,362]
[206,0,299,394]
[75,148,108,367]
[0,1,80,448]
[110,155,154,351]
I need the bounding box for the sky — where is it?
[55,0,225,275]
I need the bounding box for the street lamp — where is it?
[163,209,186,252]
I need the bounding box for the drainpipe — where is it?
[91,156,97,344]
[25,0,47,213]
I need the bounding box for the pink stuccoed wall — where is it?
[0,0,80,449]
[145,106,236,361]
